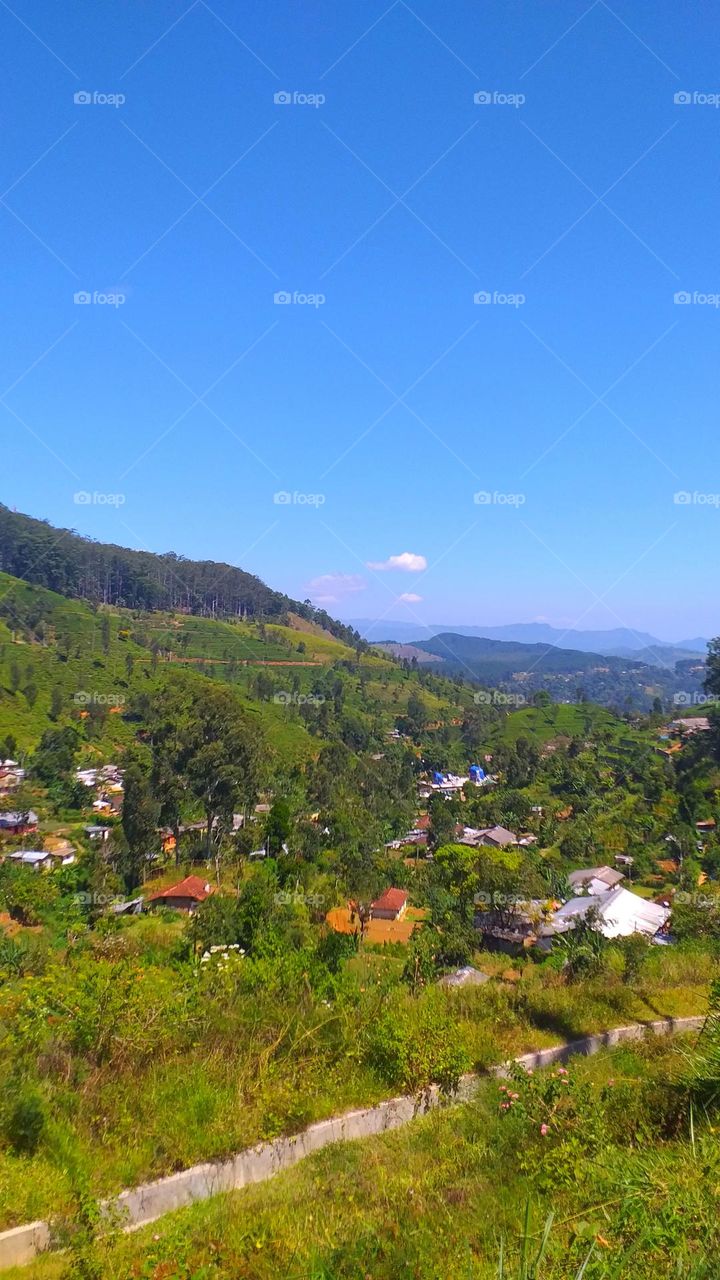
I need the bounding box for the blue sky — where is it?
[2,0,718,640]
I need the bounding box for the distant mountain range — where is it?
[376,634,647,678]
[373,632,707,712]
[351,618,709,663]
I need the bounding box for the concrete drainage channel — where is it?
[0,1015,705,1272]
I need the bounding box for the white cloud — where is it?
[307,573,367,605]
[398,592,423,603]
[366,551,427,572]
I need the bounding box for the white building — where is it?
[552,886,669,940]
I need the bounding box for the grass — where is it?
[0,940,710,1234]
[8,1033,715,1279]
[492,703,648,750]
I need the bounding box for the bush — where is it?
[364,988,470,1094]
[3,1089,45,1155]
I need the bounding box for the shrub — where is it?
[364,988,470,1094]
[3,1089,45,1154]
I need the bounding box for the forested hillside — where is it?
[399,631,706,711]
[0,505,358,644]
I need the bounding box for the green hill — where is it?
[0,570,470,764]
[0,503,359,644]
[398,633,703,712]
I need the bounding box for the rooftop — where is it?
[371,887,408,913]
[147,875,213,903]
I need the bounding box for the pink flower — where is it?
[540,1123,549,1136]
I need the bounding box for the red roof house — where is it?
[370,887,408,921]
[147,875,214,913]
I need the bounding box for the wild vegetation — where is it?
[0,526,719,1276]
[9,1020,720,1279]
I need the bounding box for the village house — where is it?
[670,716,711,734]
[474,897,554,955]
[0,763,24,793]
[7,850,53,872]
[45,848,76,867]
[0,810,39,835]
[568,865,625,896]
[551,885,670,941]
[84,825,111,842]
[45,836,77,866]
[370,887,408,920]
[459,824,518,849]
[146,875,214,913]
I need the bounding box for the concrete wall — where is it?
[0,1014,704,1272]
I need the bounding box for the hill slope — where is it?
[0,571,476,761]
[0,504,358,645]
